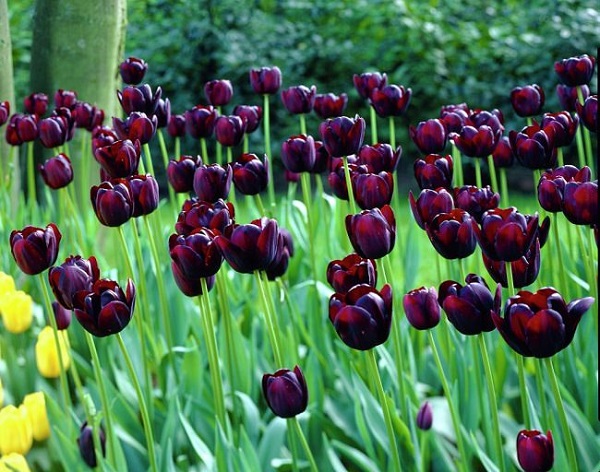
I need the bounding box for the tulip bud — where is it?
[39,153,74,189]
[413,154,454,190]
[281,85,316,114]
[262,366,308,418]
[281,134,316,173]
[409,188,454,230]
[409,119,448,154]
[175,198,235,236]
[214,115,246,147]
[128,174,160,217]
[72,101,105,131]
[38,115,69,148]
[167,114,187,138]
[0,452,31,472]
[54,89,78,109]
[353,72,387,100]
[319,115,365,158]
[575,94,597,133]
[554,54,596,86]
[169,229,223,279]
[249,66,282,95]
[23,92,48,116]
[35,326,71,378]
[77,422,106,468]
[232,153,269,196]
[90,179,134,227]
[0,101,10,126]
[327,253,377,293]
[369,84,411,117]
[233,105,263,133]
[0,290,33,334]
[403,286,440,330]
[193,164,232,202]
[0,405,33,456]
[357,143,401,173]
[22,392,50,441]
[9,224,62,276]
[510,84,545,117]
[167,155,201,193]
[516,429,554,472]
[185,105,218,139]
[204,79,233,107]
[313,93,348,119]
[345,205,396,259]
[416,401,433,431]
[119,57,148,85]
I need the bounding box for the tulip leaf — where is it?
[258,417,287,469]
[238,427,262,471]
[176,399,215,469]
[234,391,261,444]
[330,439,379,472]
[322,433,349,472]
[468,431,499,472]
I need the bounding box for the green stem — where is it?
[369,106,378,144]
[289,417,319,472]
[299,114,307,136]
[557,147,565,168]
[365,349,403,472]
[474,157,482,189]
[175,136,181,159]
[342,156,357,215]
[457,257,467,282]
[116,333,158,472]
[300,173,318,286]
[574,123,586,169]
[27,141,36,205]
[254,193,267,216]
[243,134,249,154]
[201,138,208,162]
[142,143,156,177]
[451,143,463,188]
[388,116,396,149]
[263,94,275,209]
[500,168,509,207]
[516,355,531,429]
[535,359,550,435]
[255,271,283,366]
[486,155,499,193]
[552,213,569,297]
[216,271,237,394]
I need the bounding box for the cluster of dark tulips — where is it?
[0,51,597,471]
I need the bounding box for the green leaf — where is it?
[176,399,215,469]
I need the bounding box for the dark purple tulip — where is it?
[562,178,597,225]
[454,185,500,223]
[537,165,589,213]
[575,94,597,133]
[346,205,396,259]
[249,66,282,95]
[167,155,201,193]
[409,119,448,154]
[357,143,401,173]
[353,72,387,100]
[413,154,454,190]
[509,123,557,170]
[10,224,62,276]
[403,286,440,330]
[265,227,294,280]
[73,278,136,337]
[23,92,48,116]
[313,93,348,119]
[517,429,554,472]
[204,79,233,107]
[171,261,215,297]
[90,179,134,227]
[78,422,106,468]
[169,228,223,278]
[472,207,540,262]
[262,366,308,418]
[175,198,235,236]
[113,111,157,144]
[94,139,141,179]
[119,57,148,85]
[329,284,393,350]
[117,84,161,116]
[39,153,74,189]
[492,287,594,357]
[185,105,218,139]
[510,84,545,117]
[491,136,514,168]
[326,253,377,293]
[409,187,454,229]
[483,239,541,289]
[214,218,280,273]
[52,301,72,330]
[319,115,365,158]
[416,402,433,431]
[154,98,171,128]
[129,174,159,217]
[541,111,579,147]
[193,164,232,202]
[281,85,316,114]
[167,113,187,138]
[352,170,394,210]
[327,158,359,200]
[425,209,476,259]
[10,113,38,143]
[470,109,505,132]
[554,54,596,86]
[72,101,105,131]
[53,89,77,110]
[281,134,316,173]
[556,84,589,112]
[369,84,411,117]
[0,101,9,126]
[451,123,501,158]
[438,274,498,335]
[91,126,118,154]
[440,103,470,134]
[233,105,263,133]
[232,153,269,196]
[48,255,100,310]
[285,169,301,183]
[214,115,246,147]
[311,141,332,173]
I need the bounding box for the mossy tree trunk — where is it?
[0,0,15,176]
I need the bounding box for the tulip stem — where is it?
[142,143,156,177]
[263,94,275,209]
[450,143,463,188]
[342,156,357,215]
[552,214,569,297]
[216,271,238,395]
[175,136,180,160]
[200,138,208,162]
[288,417,319,472]
[486,155,499,193]
[545,357,578,470]
[427,330,468,472]
[299,113,307,136]
[365,349,403,472]
[500,168,510,207]
[26,141,36,205]
[534,358,550,434]
[158,129,177,207]
[116,333,158,472]
[255,271,283,366]
[574,122,586,169]
[388,117,396,149]
[474,157,482,189]
[557,147,565,168]
[369,106,378,144]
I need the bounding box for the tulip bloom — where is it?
[537,165,589,213]
[169,229,223,279]
[369,84,411,117]
[353,72,387,100]
[0,101,9,126]
[39,153,73,190]
[541,111,579,147]
[167,155,201,193]
[52,301,72,330]
[23,92,48,116]
[175,198,235,236]
[313,93,348,119]
[509,123,557,169]
[0,453,31,472]
[129,174,159,217]
[403,286,440,330]
[72,101,105,131]
[233,105,263,133]
[90,179,134,227]
[119,56,148,85]
[329,284,393,350]
[517,429,554,472]
[346,205,396,259]
[5,113,38,145]
[22,392,50,441]
[265,227,294,281]
[0,405,32,456]
[409,187,454,230]
[425,209,477,260]
[0,272,16,296]
[0,290,33,334]
[352,170,394,210]
[185,105,218,139]
[78,422,106,468]
[249,66,282,95]
[328,157,359,200]
[171,262,216,297]
[409,119,448,154]
[357,143,401,173]
[327,253,377,293]
[10,224,62,275]
[413,154,454,190]
[91,126,118,154]
[113,111,157,144]
[54,89,78,109]
[491,136,514,168]
[451,122,502,158]
[483,240,541,289]
[554,54,596,86]
[232,153,269,196]
[281,134,316,173]
[35,326,71,378]
[214,115,246,147]
[117,84,162,116]
[492,287,594,358]
[94,139,141,178]
[193,164,232,202]
[281,85,316,114]
[416,402,433,431]
[167,114,187,138]
[575,94,597,133]
[319,115,365,158]
[454,185,500,223]
[562,177,598,225]
[510,84,545,117]
[556,84,589,112]
[440,103,470,134]
[204,79,233,106]
[262,366,308,418]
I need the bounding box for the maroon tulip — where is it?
[369,84,411,117]
[454,185,500,223]
[346,205,396,259]
[265,227,294,280]
[403,286,440,330]
[167,114,187,138]
[0,101,9,126]
[193,164,232,202]
[562,177,597,225]
[232,153,269,196]
[167,155,201,193]
[38,115,69,148]
[91,126,118,154]
[249,66,282,95]
[409,187,454,230]
[169,228,223,279]
[233,105,262,133]
[23,92,48,116]
[537,165,589,213]
[492,287,593,357]
[310,139,330,173]
[94,139,141,178]
[171,261,215,297]
[214,115,246,147]
[491,136,514,168]
[575,94,597,133]
[204,79,233,107]
[90,179,134,227]
[451,122,501,158]
[440,103,470,134]
[54,89,78,110]
[129,174,159,217]
[73,278,136,337]
[409,119,448,154]
[52,107,76,141]
[154,98,171,128]
[352,170,394,210]
[319,115,365,158]
[313,93,348,119]
[78,422,106,468]
[175,198,235,236]
[353,72,387,100]
[541,111,579,147]
[117,84,161,116]
[10,224,62,276]
[438,274,498,335]
[326,253,377,293]
[113,111,157,144]
[554,54,596,86]
[119,57,148,85]
[510,84,545,117]
[509,123,557,169]
[416,402,433,431]
[425,209,476,260]
[39,153,73,190]
[327,158,359,200]
[357,143,401,173]
[262,366,308,418]
[556,84,589,112]
[185,105,218,139]
[413,154,454,190]
[329,284,393,350]
[517,429,554,472]
[52,301,72,330]
[483,239,541,289]
[472,207,540,262]
[214,218,280,273]
[281,85,316,114]
[6,113,38,144]
[470,109,505,133]
[48,255,100,310]
[72,101,105,131]
[284,169,301,183]
[281,134,316,173]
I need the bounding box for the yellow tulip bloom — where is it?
[22,392,50,441]
[0,405,33,456]
[0,273,16,297]
[35,326,71,379]
[0,453,31,472]
[0,291,33,334]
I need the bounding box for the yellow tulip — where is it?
[0,453,31,472]
[0,405,33,456]
[0,378,3,408]
[0,273,16,297]
[22,392,50,441]
[0,291,33,334]
[35,326,71,379]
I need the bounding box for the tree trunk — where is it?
[0,0,15,175]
